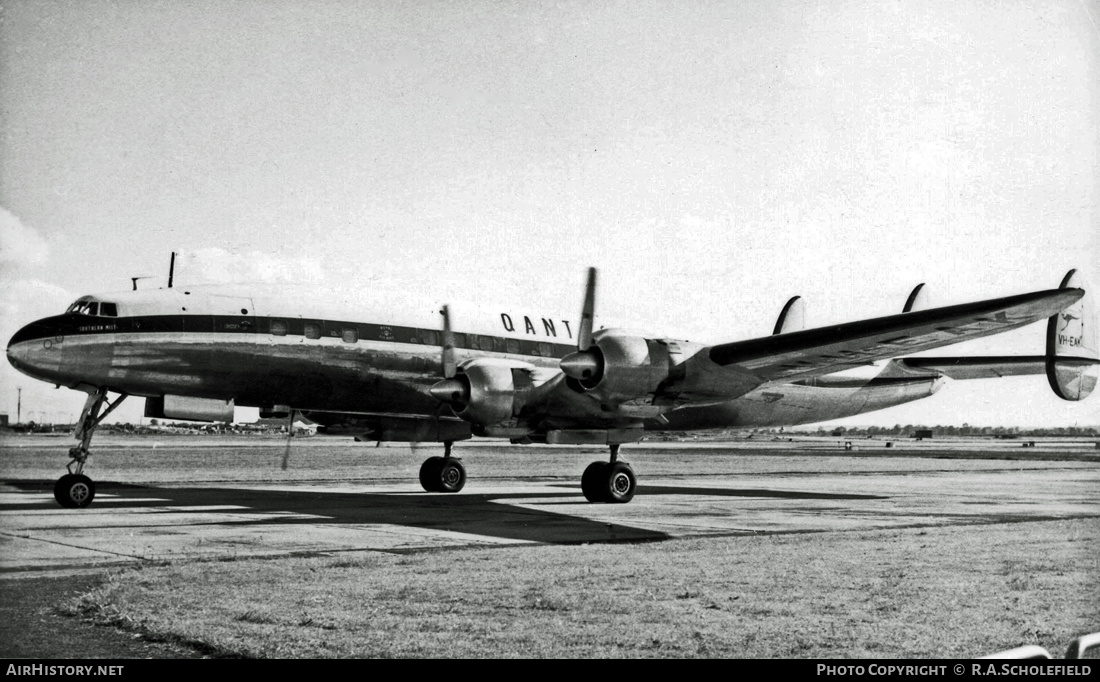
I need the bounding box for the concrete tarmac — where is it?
[2,437,1097,578]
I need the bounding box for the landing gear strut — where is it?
[54,388,126,508]
[581,443,637,503]
[419,440,466,493]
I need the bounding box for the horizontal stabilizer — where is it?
[890,356,1049,380]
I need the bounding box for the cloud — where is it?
[0,207,50,270]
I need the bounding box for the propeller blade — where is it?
[441,305,456,379]
[281,410,294,470]
[431,304,467,405]
[561,267,602,381]
[577,267,597,351]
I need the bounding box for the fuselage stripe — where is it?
[9,313,577,360]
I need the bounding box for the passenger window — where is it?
[271,320,288,336]
[100,302,118,317]
[538,342,552,357]
[506,338,519,354]
[342,327,358,343]
[304,322,322,340]
[452,333,465,348]
[419,329,439,346]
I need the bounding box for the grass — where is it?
[62,518,1099,658]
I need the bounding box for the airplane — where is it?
[6,267,1097,509]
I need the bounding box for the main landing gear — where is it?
[54,388,126,508]
[581,444,637,503]
[418,440,466,493]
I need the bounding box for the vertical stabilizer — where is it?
[1046,269,1098,400]
[773,296,805,335]
[903,283,929,313]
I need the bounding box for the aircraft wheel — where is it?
[581,461,609,503]
[437,458,466,493]
[419,456,444,492]
[54,474,95,509]
[604,461,636,504]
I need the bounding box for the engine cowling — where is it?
[430,359,527,427]
[560,329,679,404]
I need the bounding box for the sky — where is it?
[1,0,1097,429]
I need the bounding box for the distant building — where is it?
[914,429,933,440]
[0,413,8,426]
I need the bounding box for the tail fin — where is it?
[772,296,805,335]
[903,283,929,313]
[1046,269,1098,400]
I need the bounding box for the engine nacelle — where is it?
[455,360,516,425]
[431,359,534,428]
[562,330,677,404]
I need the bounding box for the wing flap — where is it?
[708,288,1083,384]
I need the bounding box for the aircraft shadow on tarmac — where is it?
[4,481,887,546]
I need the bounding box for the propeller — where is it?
[560,267,603,382]
[423,306,463,455]
[429,304,469,406]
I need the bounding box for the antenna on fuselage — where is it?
[130,276,153,291]
[167,252,176,288]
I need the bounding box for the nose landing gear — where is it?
[53,387,127,509]
[54,473,95,508]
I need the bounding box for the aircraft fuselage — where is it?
[7,286,943,432]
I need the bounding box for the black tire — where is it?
[419,456,444,492]
[54,474,95,508]
[437,458,466,493]
[581,461,609,503]
[604,461,636,504]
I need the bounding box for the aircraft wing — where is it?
[706,288,1083,385]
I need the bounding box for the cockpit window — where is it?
[66,298,118,317]
[66,299,94,315]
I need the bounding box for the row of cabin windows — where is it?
[269,319,554,356]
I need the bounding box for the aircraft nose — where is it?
[5,338,22,370]
[7,324,34,371]
[7,319,62,381]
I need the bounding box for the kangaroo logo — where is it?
[1059,312,1080,332]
